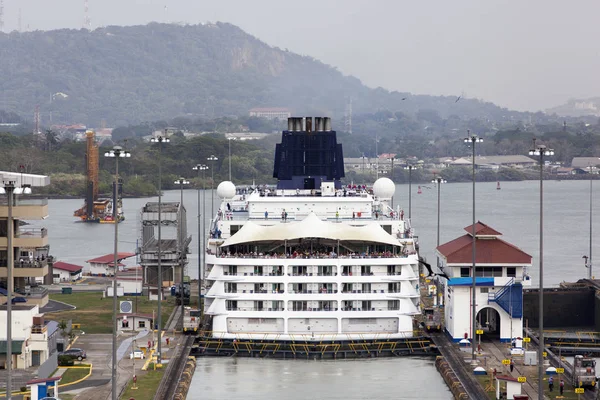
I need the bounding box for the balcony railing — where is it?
[223,271,284,276]
[0,259,49,268]
[288,289,338,294]
[225,290,285,294]
[226,307,284,311]
[31,325,47,334]
[16,228,48,238]
[340,307,400,311]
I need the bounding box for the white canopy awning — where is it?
[220,213,401,247]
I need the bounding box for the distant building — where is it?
[444,155,536,169]
[571,157,600,169]
[249,108,291,121]
[225,132,269,141]
[52,262,83,283]
[117,313,153,333]
[85,253,135,276]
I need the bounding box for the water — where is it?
[189,357,451,400]
[31,179,598,398]
[34,179,599,286]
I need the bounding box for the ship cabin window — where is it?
[254,301,264,311]
[254,266,263,276]
[387,265,399,275]
[226,300,238,311]
[225,266,237,276]
[460,268,470,277]
[226,283,237,293]
[230,225,241,235]
[362,283,372,293]
[475,267,503,277]
[362,300,372,311]
[318,266,335,276]
[388,282,400,293]
[292,266,307,276]
[382,224,392,234]
[361,266,372,276]
[342,266,352,276]
[388,300,400,310]
[506,267,516,277]
[290,301,308,311]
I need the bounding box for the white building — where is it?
[0,305,59,369]
[436,222,532,343]
[52,261,83,283]
[117,313,153,333]
[248,107,291,120]
[86,252,135,276]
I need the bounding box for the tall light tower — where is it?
[150,134,169,364]
[83,0,91,30]
[207,155,218,220]
[403,165,416,220]
[193,164,208,311]
[104,145,130,400]
[431,175,447,269]
[174,177,189,330]
[227,138,235,182]
[529,139,553,399]
[464,129,482,366]
[0,0,4,33]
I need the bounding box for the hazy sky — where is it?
[3,0,599,112]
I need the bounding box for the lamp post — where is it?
[1,180,30,400]
[431,175,447,269]
[584,163,599,279]
[174,177,189,330]
[464,130,482,366]
[207,155,218,221]
[150,134,170,364]
[529,139,553,399]
[403,165,415,220]
[104,145,130,400]
[193,164,208,312]
[227,138,235,182]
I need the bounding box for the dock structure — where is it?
[139,201,191,298]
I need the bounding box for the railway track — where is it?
[154,335,195,400]
[429,332,489,400]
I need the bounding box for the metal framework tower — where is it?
[34,105,40,135]
[0,0,5,33]
[83,0,91,30]
[344,97,353,134]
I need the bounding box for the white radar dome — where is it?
[373,177,395,199]
[217,181,236,199]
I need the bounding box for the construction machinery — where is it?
[73,130,124,223]
[572,354,597,388]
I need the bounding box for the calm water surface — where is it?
[32,179,598,398]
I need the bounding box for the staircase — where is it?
[488,278,523,318]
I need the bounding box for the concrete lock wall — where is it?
[523,288,595,328]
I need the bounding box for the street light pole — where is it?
[104,145,130,400]
[529,140,553,400]
[207,155,218,222]
[150,134,170,365]
[464,130,482,366]
[589,165,594,280]
[228,138,234,182]
[2,179,31,400]
[432,175,447,269]
[403,165,414,220]
[174,177,189,330]
[193,165,208,312]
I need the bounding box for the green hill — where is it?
[0,22,526,126]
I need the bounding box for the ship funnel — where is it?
[315,117,324,131]
[294,117,303,132]
[306,117,313,132]
[301,117,307,132]
[324,117,332,131]
[287,118,294,131]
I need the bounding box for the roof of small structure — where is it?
[220,212,401,247]
[463,221,502,236]
[495,374,520,382]
[86,253,135,265]
[118,313,153,319]
[438,223,531,264]
[53,261,84,273]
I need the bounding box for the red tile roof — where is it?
[437,232,532,265]
[118,313,153,319]
[27,376,61,385]
[86,253,135,265]
[495,374,520,382]
[463,221,502,236]
[53,261,83,273]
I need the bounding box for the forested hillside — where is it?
[0,22,530,126]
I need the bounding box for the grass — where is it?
[59,365,92,385]
[48,292,176,334]
[120,369,165,400]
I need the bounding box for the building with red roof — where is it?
[52,261,84,282]
[436,222,532,342]
[86,252,135,276]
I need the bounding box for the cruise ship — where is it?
[203,117,420,341]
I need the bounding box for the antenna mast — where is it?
[83,0,91,30]
[344,97,353,134]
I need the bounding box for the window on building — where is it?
[480,288,489,293]
[138,320,146,328]
[460,268,470,277]
[475,267,503,277]
[507,267,516,277]
[122,319,129,328]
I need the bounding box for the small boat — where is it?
[496,181,501,190]
[418,186,422,194]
